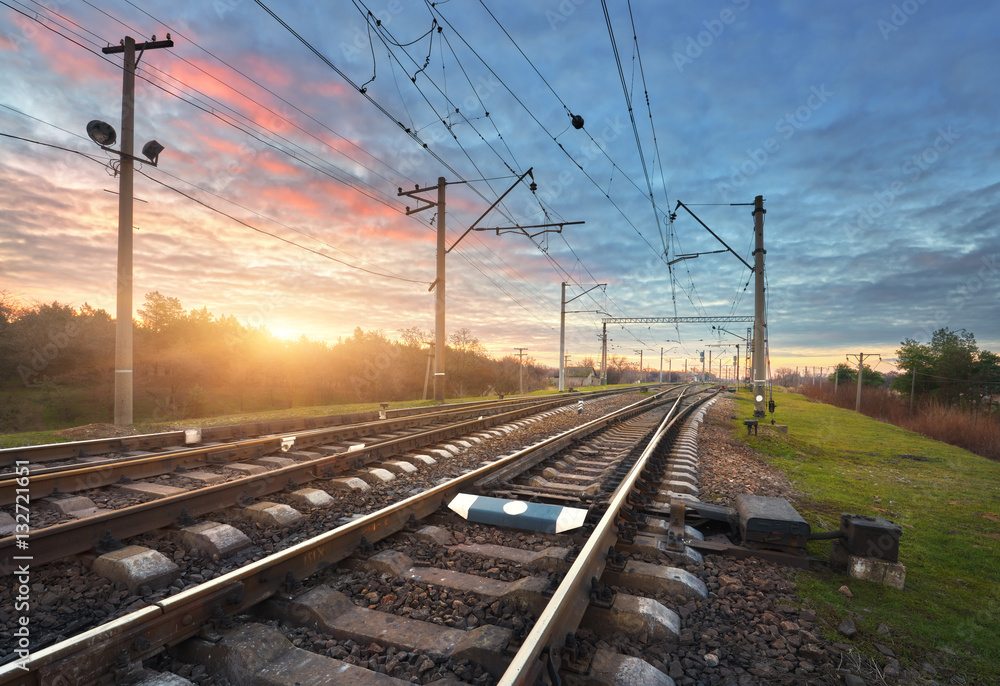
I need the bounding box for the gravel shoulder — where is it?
[684,397,934,686]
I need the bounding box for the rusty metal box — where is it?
[736,494,810,548]
[840,514,902,562]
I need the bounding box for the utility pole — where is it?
[849,352,881,412]
[514,347,528,395]
[752,195,767,417]
[708,350,712,382]
[659,347,663,383]
[400,177,447,401]
[559,281,605,391]
[600,323,608,384]
[400,168,571,401]
[102,35,173,425]
[559,283,567,392]
[396,169,583,402]
[422,342,434,400]
[633,349,643,384]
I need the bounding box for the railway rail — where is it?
[1,389,657,569]
[0,391,638,472]
[2,384,720,686]
[0,391,607,505]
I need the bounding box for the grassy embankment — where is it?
[730,388,1000,683]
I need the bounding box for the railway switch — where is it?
[736,494,811,549]
[840,513,902,562]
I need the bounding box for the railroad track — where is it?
[0,389,658,523]
[0,394,613,468]
[0,390,657,570]
[1,384,720,686]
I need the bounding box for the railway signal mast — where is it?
[751,195,767,417]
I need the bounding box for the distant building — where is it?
[564,366,599,388]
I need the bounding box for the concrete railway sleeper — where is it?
[0,392,659,572]
[0,385,722,686]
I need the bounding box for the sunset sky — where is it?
[2,1,998,377]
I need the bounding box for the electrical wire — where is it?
[136,169,430,285]
[6,1,713,357]
[0,116,431,285]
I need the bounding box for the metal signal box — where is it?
[736,494,811,548]
[840,514,902,562]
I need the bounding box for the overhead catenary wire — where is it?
[3,2,563,326]
[4,1,729,357]
[136,169,430,285]
[0,124,430,285]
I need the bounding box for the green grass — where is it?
[0,430,72,449]
[730,388,1000,684]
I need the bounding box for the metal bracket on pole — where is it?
[674,200,754,272]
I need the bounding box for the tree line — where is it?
[773,327,1000,411]
[891,328,1000,409]
[0,292,552,430]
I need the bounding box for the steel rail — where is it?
[497,387,717,686]
[0,387,683,686]
[0,389,637,467]
[0,392,622,572]
[0,390,645,505]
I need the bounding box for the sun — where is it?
[269,326,299,341]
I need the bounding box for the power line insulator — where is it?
[571,114,584,129]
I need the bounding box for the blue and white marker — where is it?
[448,493,588,534]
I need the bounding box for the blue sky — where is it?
[1,0,998,375]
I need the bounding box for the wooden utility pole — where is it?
[514,347,528,395]
[850,352,880,412]
[102,35,173,425]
